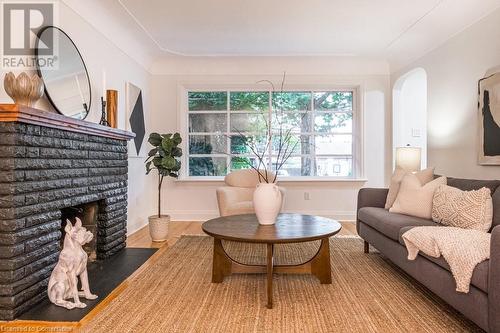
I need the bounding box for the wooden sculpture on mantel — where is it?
[47,218,98,309]
[106,89,118,128]
[3,72,44,107]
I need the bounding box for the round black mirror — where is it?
[35,26,91,120]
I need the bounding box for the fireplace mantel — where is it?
[0,104,135,140]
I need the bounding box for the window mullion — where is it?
[226,91,230,173]
[268,89,272,173]
[186,90,189,178]
[311,91,316,176]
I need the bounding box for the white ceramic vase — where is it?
[253,183,282,225]
[148,215,170,242]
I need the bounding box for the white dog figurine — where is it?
[48,218,98,309]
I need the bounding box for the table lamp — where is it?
[395,146,421,172]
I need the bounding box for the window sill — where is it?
[276,177,367,183]
[176,177,367,183]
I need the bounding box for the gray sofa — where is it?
[357,177,500,332]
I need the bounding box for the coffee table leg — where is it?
[212,238,231,283]
[311,238,332,284]
[266,243,274,309]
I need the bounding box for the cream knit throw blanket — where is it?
[402,226,490,293]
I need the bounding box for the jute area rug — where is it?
[81,236,481,333]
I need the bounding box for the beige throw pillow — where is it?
[389,174,447,219]
[385,167,435,209]
[432,185,493,232]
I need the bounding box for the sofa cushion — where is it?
[389,175,447,219]
[358,207,437,241]
[398,226,489,293]
[441,177,500,230]
[385,167,435,209]
[432,185,493,232]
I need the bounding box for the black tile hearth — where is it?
[19,248,157,322]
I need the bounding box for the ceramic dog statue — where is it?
[48,218,98,309]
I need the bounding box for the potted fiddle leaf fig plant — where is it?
[145,132,182,241]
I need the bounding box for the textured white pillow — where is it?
[390,174,447,219]
[385,167,435,209]
[432,185,493,232]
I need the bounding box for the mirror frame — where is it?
[35,26,92,120]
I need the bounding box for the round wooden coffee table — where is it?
[202,213,341,309]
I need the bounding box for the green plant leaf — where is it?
[172,147,183,157]
[173,132,182,145]
[161,137,174,152]
[171,160,181,171]
[148,133,162,146]
[161,156,176,169]
[145,161,152,174]
[169,172,178,178]
[152,156,163,168]
[148,148,158,157]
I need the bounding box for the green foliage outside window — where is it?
[187,90,354,177]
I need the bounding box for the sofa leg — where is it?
[364,241,369,253]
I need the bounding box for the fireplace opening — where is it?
[60,202,99,261]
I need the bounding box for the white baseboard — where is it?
[127,221,149,236]
[169,210,220,221]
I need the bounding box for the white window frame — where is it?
[178,84,364,182]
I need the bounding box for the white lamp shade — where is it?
[395,147,421,172]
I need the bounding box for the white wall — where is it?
[391,7,500,179]
[0,2,155,235]
[392,68,427,169]
[150,56,391,221]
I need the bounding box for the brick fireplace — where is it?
[0,104,135,320]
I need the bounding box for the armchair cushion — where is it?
[216,187,254,217]
[223,201,254,217]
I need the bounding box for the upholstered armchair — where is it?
[216,169,285,217]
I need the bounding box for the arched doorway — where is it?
[392,68,427,169]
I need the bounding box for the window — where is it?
[186,89,356,179]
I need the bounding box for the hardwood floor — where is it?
[127,221,358,248]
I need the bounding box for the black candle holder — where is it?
[99,97,109,126]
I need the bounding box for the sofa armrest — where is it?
[356,188,388,235]
[357,188,389,212]
[489,225,500,332]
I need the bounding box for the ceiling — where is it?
[69,0,500,71]
[120,0,445,56]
